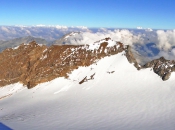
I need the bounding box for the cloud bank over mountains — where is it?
[0,26,175,63]
[0,25,174,50]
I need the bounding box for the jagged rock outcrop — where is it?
[0,38,125,88]
[143,57,175,80]
[125,46,175,80]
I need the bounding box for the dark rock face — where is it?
[125,45,141,70]
[0,38,125,88]
[143,57,175,80]
[162,72,171,81]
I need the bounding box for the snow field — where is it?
[0,53,175,130]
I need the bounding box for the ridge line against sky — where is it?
[0,0,175,29]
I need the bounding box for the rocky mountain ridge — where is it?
[0,38,125,88]
[0,38,174,89]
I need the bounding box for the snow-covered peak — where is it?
[87,38,121,51]
[64,32,80,40]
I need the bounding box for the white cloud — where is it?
[145,28,153,31]
[36,24,46,27]
[63,29,143,46]
[55,25,68,29]
[137,27,143,29]
[171,48,175,56]
[76,26,88,29]
[156,30,175,51]
[1,26,9,32]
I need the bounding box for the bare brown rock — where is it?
[0,38,125,88]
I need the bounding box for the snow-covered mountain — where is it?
[1,26,175,129]
[53,32,82,45]
[0,46,175,129]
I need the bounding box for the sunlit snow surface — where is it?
[0,53,175,130]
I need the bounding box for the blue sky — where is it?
[0,0,175,29]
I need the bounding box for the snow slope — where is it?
[0,53,175,130]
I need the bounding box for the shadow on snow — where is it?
[0,122,13,130]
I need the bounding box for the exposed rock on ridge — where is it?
[125,46,175,80]
[0,38,125,88]
[143,57,175,81]
[125,45,141,70]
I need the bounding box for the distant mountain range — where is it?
[0,36,48,52]
[0,26,91,41]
